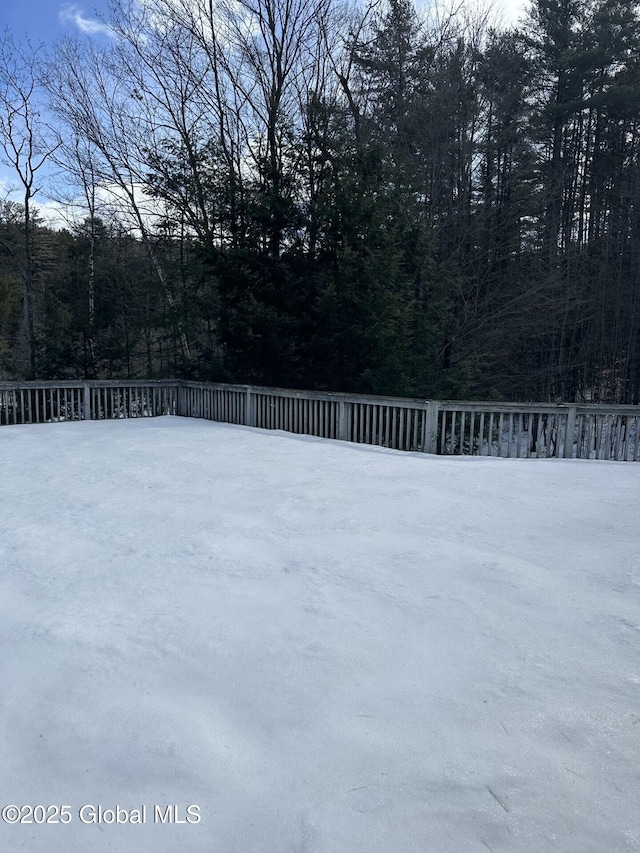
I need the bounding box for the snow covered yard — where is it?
[0,416,638,853]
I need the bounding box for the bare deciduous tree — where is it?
[46,36,192,362]
[0,31,59,375]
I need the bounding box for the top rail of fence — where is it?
[178,381,639,413]
[0,379,178,390]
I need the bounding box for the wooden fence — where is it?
[1,379,639,461]
[0,380,178,425]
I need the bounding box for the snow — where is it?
[0,416,638,852]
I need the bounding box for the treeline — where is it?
[1,0,639,402]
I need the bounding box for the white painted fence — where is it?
[1,380,638,461]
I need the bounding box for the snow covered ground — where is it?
[0,416,638,853]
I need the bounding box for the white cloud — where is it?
[59,4,115,38]
[34,197,71,230]
[417,0,528,31]
[500,0,528,25]
[0,173,17,198]
[0,175,66,229]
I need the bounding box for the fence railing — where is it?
[1,379,639,461]
[0,380,178,425]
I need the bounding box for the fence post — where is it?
[564,406,577,458]
[245,385,254,427]
[338,398,347,441]
[423,401,439,454]
[83,383,91,420]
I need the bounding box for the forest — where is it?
[0,0,639,403]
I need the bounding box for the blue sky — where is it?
[1,2,110,219]
[1,2,112,46]
[3,0,527,47]
[0,0,527,221]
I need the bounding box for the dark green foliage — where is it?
[1,0,638,401]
